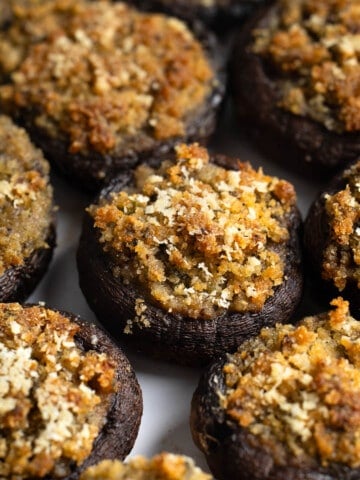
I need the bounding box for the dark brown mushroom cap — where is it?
[0,223,55,302]
[304,166,360,317]
[31,305,143,480]
[231,4,360,176]
[76,154,303,366]
[190,355,360,480]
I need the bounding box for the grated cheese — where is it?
[0,303,116,478]
[223,297,360,468]
[90,143,296,319]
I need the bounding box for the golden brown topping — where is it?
[0,115,53,275]
[0,303,116,479]
[80,453,213,480]
[89,143,296,320]
[322,160,360,290]
[253,0,360,132]
[223,298,360,468]
[0,0,81,81]
[0,0,214,154]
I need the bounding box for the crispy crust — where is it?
[304,166,360,317]
[80,454,213,480]
[76,155,303,366]
[231,4,360,175]
[28,305,143,480]
[190,354,360,480]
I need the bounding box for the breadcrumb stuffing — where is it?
[253,0,360,133]
[80,453,213,480]
[0,0,214,155]
[0,0,79,82]
[89,143,296,319]
[322,160,360,290]
[0,115,53,275]
[0,303,116,478]
[123,297,149,334]
[223,297,360,468]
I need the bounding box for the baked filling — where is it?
[253,0,360,133]
[223,297,360,468]
[0,303,116,478]
[322,160,360,290]
[0,115,53,275]
[80,453,212,480]
[0,0,214,155]
[89,143,296,320]
[0,0,80,82]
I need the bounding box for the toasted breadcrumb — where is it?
[253,0,360,133]
[80,453,212,480]
[0,303,116,478]
[223,298,360,468]
[322,160,360,290]
[89,143,296,319]
[0,115,53,275]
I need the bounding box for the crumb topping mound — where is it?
[0,0,214,155]
[90,143,296,319]
[223,297,360,468]
[80,453,212,480]
[0,0,79,82]
[0,115,53,276]
[253,0,360,133]
[322,161,360,290]
[0,303,116,479]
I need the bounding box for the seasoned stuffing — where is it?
[253,0,360,133]
[0,303,116,479]
[89,143,296,320]
[0,115,53,275]
[223,297,360,468]
[80,453,212,480]
[322,160,360,290]
[0,0,79,82]
[0,0,214,155]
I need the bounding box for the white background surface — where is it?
[27,100,326,474]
